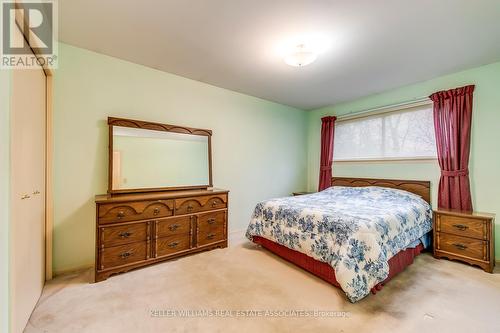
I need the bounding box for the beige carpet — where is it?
[26,235,500,333]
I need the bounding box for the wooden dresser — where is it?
[95,188,229,282]
[433,209,495,273]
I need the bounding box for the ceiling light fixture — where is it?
[284,44,317,67]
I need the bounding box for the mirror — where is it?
[108,117,212,193]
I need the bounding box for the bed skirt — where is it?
[252,236,424,295]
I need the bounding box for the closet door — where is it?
[10,61,46,332]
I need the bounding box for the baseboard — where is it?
[53,263,94,278]
[229,228,245,235]
[228,228,247,244]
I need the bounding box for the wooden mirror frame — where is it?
[107,117,213,194]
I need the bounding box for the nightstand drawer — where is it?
[436,233,488,261]
[437,214,487,240]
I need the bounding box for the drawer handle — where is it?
[452,224,468,231]
[169,224,180,231]
[168,241,179,248]
[117,211,125,219]
[453,243,468,250]
[207,233,216,240]
[118,231,131,238]
[120,251,133,259]
[211,201,217,208]
[153,208,160,215]
[187,205,194,212]
[207,218,216,225]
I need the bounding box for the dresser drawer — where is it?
[156,216,191,238]
[175,194,227,215]
[98,200,174,224]
[436,214,487,240]
[100,222,149,248]
[198,211,226,232]
[99,242,148,270]
[436,233,488,261]
[197,228,225,247]
[155,234,191,257]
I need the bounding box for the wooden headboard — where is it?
[331,177,431,204]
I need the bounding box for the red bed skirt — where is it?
[252,236,424,295]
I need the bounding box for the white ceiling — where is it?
[59,0,500,110]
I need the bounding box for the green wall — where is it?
[0,69,12,333]
[53,43,308,273]
[307,61,500,257]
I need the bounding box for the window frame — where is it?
[332,100,437,163]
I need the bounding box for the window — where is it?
[333,103,437,161]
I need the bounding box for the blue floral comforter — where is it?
[246,186,432,302]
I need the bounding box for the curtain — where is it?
[318,116,337,191]
[429,85,474,211]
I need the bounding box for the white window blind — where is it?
[333,103,437,161]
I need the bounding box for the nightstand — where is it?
[433,209,495,273]
[292,191,315,196]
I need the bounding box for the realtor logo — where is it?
[1,0,57,69]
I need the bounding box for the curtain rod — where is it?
[336,96,432,121]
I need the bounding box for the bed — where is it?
[246,177,432,302]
